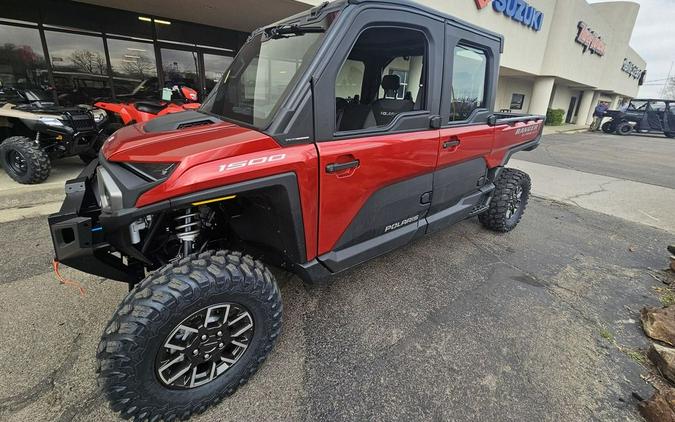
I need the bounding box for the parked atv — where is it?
[603,99,675,138]
[94,84,200,126]
[48,1,543,420]
[0,87,107,184]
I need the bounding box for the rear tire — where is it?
[0,136,50,184]
[97,250,282,421]
[479,168,531,233]
[601,121,615,134]
[665,132,675,139]
[615,122,633,135]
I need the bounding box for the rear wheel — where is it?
[601,121,615,133]
[615,122,633,135]
[665,132,675,139]
[0,136,50,184]
[97,250,281,421]
[479,168,531,233]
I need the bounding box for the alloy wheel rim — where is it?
[155,302,254,389]
[506,185,523,220]
[7,150,28,175]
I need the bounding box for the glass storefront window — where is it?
[203,53,233,96]
[161,48,199,100]
[0,24,49,91]
[107,38,158,99]
[45,30,111,105]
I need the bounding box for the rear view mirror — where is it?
[487,115,497,126]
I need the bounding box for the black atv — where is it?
[0,87,109,184]
[602,99,675,138]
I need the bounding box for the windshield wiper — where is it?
[264,24,325,39]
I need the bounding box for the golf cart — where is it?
[602,99,675,138]
[0,86,108,184]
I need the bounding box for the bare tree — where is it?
[68,50,107,75]
[118,55,155,79]
[661,77,675,100]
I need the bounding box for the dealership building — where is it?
[1,0,645,126]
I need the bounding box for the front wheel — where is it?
[601,121,615,134]
[97,250,282,421]
[479,168,531,232]
[0,136,50,184]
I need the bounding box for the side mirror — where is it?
[429,115,442,129]
[487,115,498,127]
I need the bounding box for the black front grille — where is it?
[67,112,96,132]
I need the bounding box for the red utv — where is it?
[48,0,543,419]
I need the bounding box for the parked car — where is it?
[48,0,543,419]
[602,99,675,138]
[0,86,107,183]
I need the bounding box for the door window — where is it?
[650,101,666,112]
[334,27,427,132]
[449,44,487,122]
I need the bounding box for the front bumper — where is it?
[48,160,140,282]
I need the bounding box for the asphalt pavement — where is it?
[0,131,674,421]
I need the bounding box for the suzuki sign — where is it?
[475,0,544,32]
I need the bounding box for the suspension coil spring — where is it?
[175,208,201,242]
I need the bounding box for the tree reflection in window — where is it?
[0,24,48,91]
[45,31,111,105]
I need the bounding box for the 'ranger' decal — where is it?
[219,154,286,172]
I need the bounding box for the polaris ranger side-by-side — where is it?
[602,98,675,137]
[48,1,543,419]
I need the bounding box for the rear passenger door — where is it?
[426,23,501,233]
[312,7,444,273]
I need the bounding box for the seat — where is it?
[134,101,169,115]
[364,75,414,127]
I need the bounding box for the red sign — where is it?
[475,0,490,9]
[575,21,606,56]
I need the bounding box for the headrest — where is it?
[381,74,400,91]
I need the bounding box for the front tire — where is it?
[0,136,50,184]
[97,250,282,421]
[601,121,615,134]
[479,168,531,232]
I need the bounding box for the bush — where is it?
[545,108,565,126]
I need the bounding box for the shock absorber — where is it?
[174,207,201,257]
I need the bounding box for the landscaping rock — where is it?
[648,343,675,383]
[639,388,675,422]
[641,306,675,346]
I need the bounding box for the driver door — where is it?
[311,8,444,273]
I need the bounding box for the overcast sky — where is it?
[588,0,674,98]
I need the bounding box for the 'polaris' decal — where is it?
[219,154,286,172]
[384,215,419,233]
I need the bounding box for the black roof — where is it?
[261,0,504,52]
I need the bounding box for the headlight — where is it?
[126,162,177,181]
[91,109,107,123]
[39,117,64,127]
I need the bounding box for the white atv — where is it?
[0,87,108,184]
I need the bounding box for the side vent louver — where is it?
[176,120,215,130]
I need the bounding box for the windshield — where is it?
[201,14,334,128]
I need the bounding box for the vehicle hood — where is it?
[101,112,280,164]
[0,103,83,120]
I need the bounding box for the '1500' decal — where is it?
[219,154,286,172]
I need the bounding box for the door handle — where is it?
[326,159,360,173]
[443,140,460,149]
